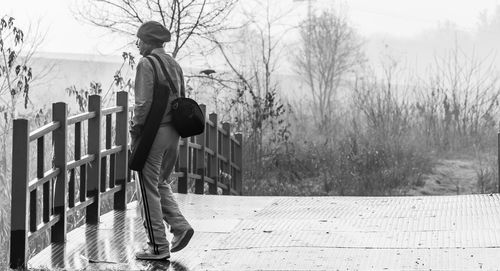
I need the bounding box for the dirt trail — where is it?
[406,159,481,196]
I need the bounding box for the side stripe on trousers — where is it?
[137,171,159,254]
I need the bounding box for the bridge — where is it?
[8,92,500,270]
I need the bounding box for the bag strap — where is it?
[150,54,184,97]
[145,56,159,86]
[145,55,170,102]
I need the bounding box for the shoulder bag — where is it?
[150,54,205,138]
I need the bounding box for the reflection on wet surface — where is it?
[79,259,185,271]
[34,208,195,270]
[29,194,273,270]
[81,259,188,271]
[28,193,500,270]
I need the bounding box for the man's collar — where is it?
[151,48,166,55]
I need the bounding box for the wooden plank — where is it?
[229,162,241,172]
[42,180,50,223]
[100,157,107,193]
[100,184,123,200]
[230,188,240,196]
[86,95,102,224]
[171,172,182,178]
[195,104,206,194]
[222,122,231,195]
[29,187,37,233]
[218,156,228,163]
[68,169,75,208]
[10,119,29,268]
[80,163,87,203]
[235,133,243,195]
[67,112,95,126]
[29,121,59,142]
[187,173,202,180]
[67,198,95,217]
[114,92,129,211]
[29,168,60,191]
[100,145,122,157]
[51,102,68,243]
[178,137,189,194]
[110,154,116,189]
[205,148,215,156]
[204,176,214,184]
[102,105,123,116]
[205,119,215,126]
[231,134,242,146]
[27,214,60,242]
[27,194,500,271]
[188,142,202,150]
[217,182,228,191]
[37,137,44,180]
[66,154,94,171]
[217,126,228,136]
[208,113,219,195]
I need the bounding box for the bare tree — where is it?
[294,9,364,134]
[0,16,49,170]
[209,0,292,180]
[0,17,37,117]
[414,43,500,151]
[72,0,238,58]
[0,15,50,247]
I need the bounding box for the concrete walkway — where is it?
[29,193,500,270]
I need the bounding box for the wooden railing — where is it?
[9,92,243,268]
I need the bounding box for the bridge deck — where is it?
[29,194,500,270]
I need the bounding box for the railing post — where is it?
[51,102,68,243]
[235,133,243,195]
[178,138,189,194]
[114,91,129,210]
[195,104,206,194]
[208,113,219,195]
[222,122,231,195]
[10,119,29,269]
[87,95,102,224]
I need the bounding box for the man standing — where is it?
[130,21,194,260]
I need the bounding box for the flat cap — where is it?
[137,21,171,43]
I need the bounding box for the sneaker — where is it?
[135,248,170,260]
[170,228,194,253]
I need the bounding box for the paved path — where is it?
[29,194,500,270]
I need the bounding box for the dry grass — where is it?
[243,47,500,197]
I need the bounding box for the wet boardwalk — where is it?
[29,193,500,270]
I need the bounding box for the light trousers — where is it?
[135,124,192,254]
